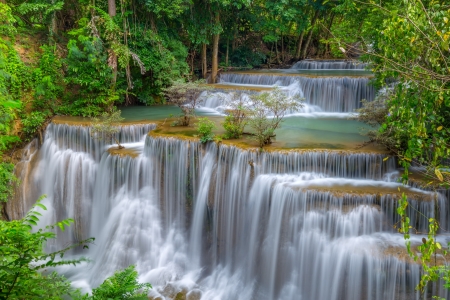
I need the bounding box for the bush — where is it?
[22,111,47,139]
[0,197,94,299]
[0,162,16,203]
[196,117,215,143]
[81,265,151,300]
[222,92,250,139]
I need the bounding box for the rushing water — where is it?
[291,59,369,70]
[216,73,375,113]
[13,60,450,299]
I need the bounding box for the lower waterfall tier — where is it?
[13,124,450,300]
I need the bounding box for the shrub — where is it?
[22,111,47,139]
[196,117,215,143]
[82,265,152,300]
[0,197,93,299]
[0,161,16,203]
[222,92,251,139]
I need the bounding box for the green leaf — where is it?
[36,203,47,210]
[435,168,444,181]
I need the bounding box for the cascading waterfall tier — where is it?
[218,73,375,112]
[17,124,450,300]
[291,59,368,70]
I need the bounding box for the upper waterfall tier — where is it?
[218,73,376,112]
[291,59,368,70]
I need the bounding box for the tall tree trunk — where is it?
[275,40,281,64]
[295,31,304,60]
[190,50,195,76]
[232,25,238,51]
[321,13,335,57]
[301,10,320,59]
[108,0,117,86]
[225,38,229,66]
[268,42,274,68]
[108,0,116,17]
[202,43,207,79]
[211,13,220,84]
[281,34,284,63]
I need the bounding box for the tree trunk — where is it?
[281,34,284,63]
[202,43,207,79]
[211,13,220,84]
[232,25,238,50]
[190,50,195,76]
[108,0,117,85]
[108,0,116,17]
[225,38,229,66]
[275,40,281,64]
[301,10,320,59]
[295,31,304,60]
[321,13,335,57]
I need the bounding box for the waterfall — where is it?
[217,73,375,112]
[14,124,449,300]
[291,59,368,70]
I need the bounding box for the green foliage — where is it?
[16,0,64,28]
[21,111,47,139]
[0,162,16,203]
[32,45,64,112]
[90,109,125,148]
[131,30,189,102]
[342,0,450,177]
[196,117,215,143]
[223,115,243,139]
[248,88,302,147]
[0,196,94,299]
[142,0,188,19]
[229,47,266,67]
[61,33,117,117]
[0,99,21,151]
[80,265,152,300]
[397,193,450,295]
[0,3,17,36]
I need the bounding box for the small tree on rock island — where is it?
[248,88,302,147]
[90,109,125,149]
[222,92,252,139]
[162,80,210,126]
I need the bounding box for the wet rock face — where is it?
[186,289,202,300]
[160,283,188,300]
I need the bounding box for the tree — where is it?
[162,80,210,126]
[247,88,302,147]
[0,196,94,299]
[339,0,450,295]
[90,109,125,149]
